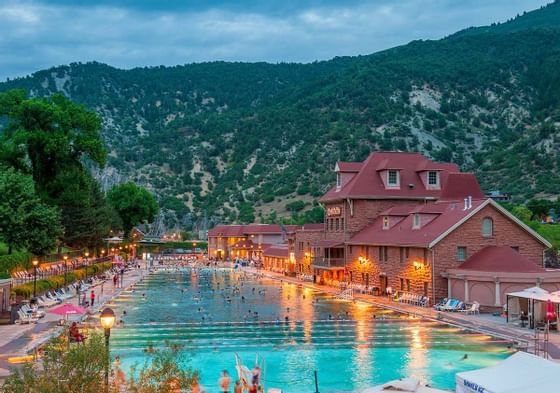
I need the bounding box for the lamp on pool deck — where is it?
[63,255,69,286]
[32,259,39,298]
[100,307,116,393]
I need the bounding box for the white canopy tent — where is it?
[506,286,550,328]
[456,351,560,393]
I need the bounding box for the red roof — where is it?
[439,173,484,201]
[320,152,473,203]
[208,225,245,237]
[336,161,363,172]
[208,224,299,237]
[263,245,289,258]
[348,198,490,247]
[455,246,545,273]
[300,223,324,231]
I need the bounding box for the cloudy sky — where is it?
[0,0,550,81]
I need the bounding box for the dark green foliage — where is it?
[0,167,62,256]
[2,2,560,222]
[107,182,159,237]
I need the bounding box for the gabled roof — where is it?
[263,245,289,258]
[335,161,362,172]
[347,198,552,248]
[452,246,545,273]
[321,152,470,203]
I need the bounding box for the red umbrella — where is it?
[546,300,556,321]
[48,303,87,316]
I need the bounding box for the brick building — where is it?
[293,152,552,305]
[208,224,298,260]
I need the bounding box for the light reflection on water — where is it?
[109,269,513,393]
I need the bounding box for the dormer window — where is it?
[412,213,421,229]
[336,173,341,189]
[387,170,399,187]
[383,216,390,230]
[428,171,439,186]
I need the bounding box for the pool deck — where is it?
[0,264,149,378]
[242,267,560,361]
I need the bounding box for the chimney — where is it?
[463,198,468,210]
[468,196,472,209]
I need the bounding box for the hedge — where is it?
[12,262,113,298]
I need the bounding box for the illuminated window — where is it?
[383,216,390,230]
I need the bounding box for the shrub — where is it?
[0,251,32,274]
[12,262,114,298]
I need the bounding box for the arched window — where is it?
[482,217,493,236]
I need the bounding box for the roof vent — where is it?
[408,183,415,189]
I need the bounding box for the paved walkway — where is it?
[0,263,149,377]
[243,267,560,361]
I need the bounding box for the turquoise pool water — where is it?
[108,269,512,392]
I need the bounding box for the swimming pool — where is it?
[108,268,512,392]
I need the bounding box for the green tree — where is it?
[511,205,533,223]
[3,333,198,393]
[126,345,199,393]
[107,182,159,237]
[0,166,62,256]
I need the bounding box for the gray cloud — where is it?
[0,0,550,80]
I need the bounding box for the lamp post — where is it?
[63,255,69,286]
[32,259,39,298]
[84,252,90,279]
[100,307,116,393]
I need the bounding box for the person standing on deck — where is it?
[90,290,95,307]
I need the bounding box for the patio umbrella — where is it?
[546,300,556,321]
[48,303,87,318]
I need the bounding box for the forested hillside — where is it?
[1,1,560,228]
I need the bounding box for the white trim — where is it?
[428,199,552,248]
[428,199,492,248]
[490,199,552,248]
[334,162,340,172]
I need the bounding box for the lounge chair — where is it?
[459,302,480,315]
[439,299,459,311]
[17,310,39,324]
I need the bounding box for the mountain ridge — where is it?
[1,1,560,229]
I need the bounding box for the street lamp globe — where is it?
[85,252,89,258]
[100,308,116,330]
[32,259,39,267]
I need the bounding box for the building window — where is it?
[383,216,390,230]
[340,218,344,231]
[511,246,519,252]
[336,173,341,188]
[299,242,304,251]
[413,213,421,229]
[349,271,353,282]
[335,218,340,231]
[388,170,399,186]
[423,249,429,263]
[348,245,353,255]
[406,279,411,292]
[400,248,405,264]
[379,246,388,262]
[482,217,493,237]
[428,171,438,186]
[423,282,429,296]
[400,278,405,290]
[329,219,334,231]
[456,246,466,262]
